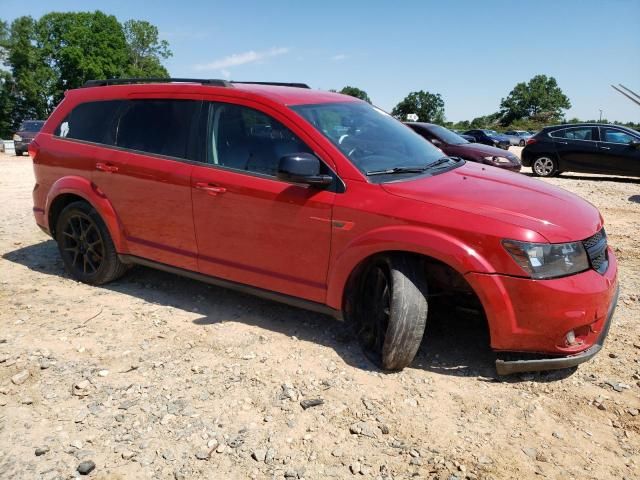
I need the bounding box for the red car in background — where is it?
[30,79,617,374]
[406,122,521,172]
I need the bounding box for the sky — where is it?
[2,0,639,122]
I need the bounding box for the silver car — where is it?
[504,130,533,147]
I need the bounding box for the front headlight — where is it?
[483,155,511,164]
[502,239,589,279]
[13,134,22,142]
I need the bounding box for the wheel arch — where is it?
[46,176,127,252]
[326,225,495,311]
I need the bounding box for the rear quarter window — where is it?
[115,100,200,159]
[54,100,123,145]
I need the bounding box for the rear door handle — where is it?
[556,141,568,145]
[600,146,611,150]
[195,182,226,195]
[95,162,118,173]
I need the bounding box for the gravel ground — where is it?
[0,148,639,480]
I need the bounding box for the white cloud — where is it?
[194,47,290,72]
[331,54,348,61]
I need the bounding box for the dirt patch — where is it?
[1,150,638,479]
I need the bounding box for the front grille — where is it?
[582,228,608,274]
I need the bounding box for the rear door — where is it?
[99,98,202,270]
[551,126,601,173]
[190,100,336,302]
[598,127,640,176]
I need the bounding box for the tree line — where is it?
[336,76,639,132]
[0,11,171,137]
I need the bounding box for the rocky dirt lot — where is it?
[0,149,638,480]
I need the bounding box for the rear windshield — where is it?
[20,121,44,132]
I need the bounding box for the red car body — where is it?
[31,82,618,374]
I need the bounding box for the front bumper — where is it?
[495,283,618,375]
[465,248,618,374]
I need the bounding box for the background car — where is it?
[407,122,521,171]
[454,129,477,142]
[463,129,511,149]
[522,123,640,177]
[504,130,533,146]
[13,120,44,156]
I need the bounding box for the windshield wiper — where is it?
[365,165,429,176]
[426,157,456,169]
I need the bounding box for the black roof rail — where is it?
[231,81,310,89]
[82,78,231,88]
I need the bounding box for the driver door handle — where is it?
[600,146,611,150]
[195,182,226,196]
[95,162,118,173]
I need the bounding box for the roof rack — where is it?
[82,78,311,89]
[82,78,231,88]
[231,81,310,89]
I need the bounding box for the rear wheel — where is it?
[15,149,23,156]
[519,139,526,147]
[55,201,127,285]
[354,255,428,371]
[531,156,558,177]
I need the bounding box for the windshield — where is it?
[428,124,469,145]
[20,121,44,132]
[291,102,444,175]
[483,129,499,137]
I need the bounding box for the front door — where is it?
[551,126,601,173]
[598,127,640,176]
[191,101,335,303]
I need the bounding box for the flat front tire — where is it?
[55,201,127,285]
[532,156,558,177]
[355,255,428,371]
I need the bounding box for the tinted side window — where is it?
[116,100,199,159]
[550,127,593,141]
[55,100,123,144]
[601,127,637,144]
[209,102,312,176]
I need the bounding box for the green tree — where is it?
[1,11,172,133]
[499,74,571,126]
[123,20,172,77]
[338,86,371,103]
[37,11,129,103]
[391,90,445,123]
[6,16,53,122]
[469,112,501,129]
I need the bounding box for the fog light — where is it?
[565,330,577,346]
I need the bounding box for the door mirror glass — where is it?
[277,153,332,187]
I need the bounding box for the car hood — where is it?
[445,142,518,159]
[381,162,602,242]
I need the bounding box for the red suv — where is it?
[30,79,618,374]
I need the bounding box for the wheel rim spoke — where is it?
[62,213,104,276]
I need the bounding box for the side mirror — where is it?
[430,138,442,147]
[277,153,333,187]
[630,140,640,149]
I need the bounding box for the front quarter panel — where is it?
[324,179,543,309]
